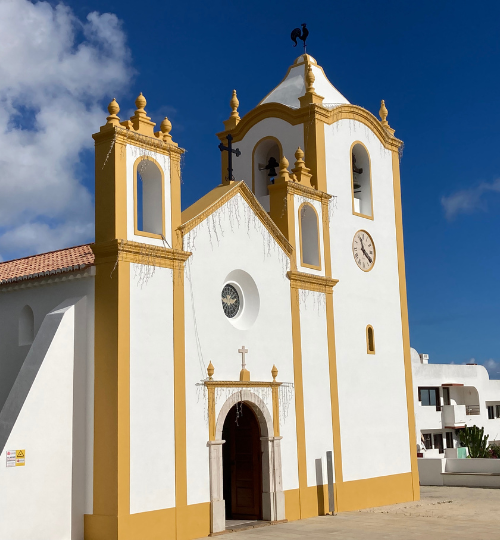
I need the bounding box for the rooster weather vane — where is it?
[291,23,309,53]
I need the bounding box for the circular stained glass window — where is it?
[221,284,240,318]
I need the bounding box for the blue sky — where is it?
[1,0,500,376]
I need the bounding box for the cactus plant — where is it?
[458,425,489,458]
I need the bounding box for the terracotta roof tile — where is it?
[0,244,95,286]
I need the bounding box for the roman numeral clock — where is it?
[352,230,376,272]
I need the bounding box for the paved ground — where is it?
[217,486,500,539]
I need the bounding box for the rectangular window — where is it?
[423,433,432,450]
[419,387,441,410]
[496,405,500,418]
[446,432,453,449]
[488,406,495,420]
[443,387,450,406]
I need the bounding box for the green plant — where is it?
[458,425,489,458]
[488,443,500,459]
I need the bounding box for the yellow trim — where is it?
[91,239,191,269]
[217,103,403,152]
[366,325,375,354]
[352,229,376,272]
[170,153,183,250]
[297,202,322,271]
[392,150,420,502]
[133,155,166,239]
[290,285,309,519]
[173,257,188,524]
[287,271,338,293]
[86,255,130,535]
[180,180,293,258]
[350,141,374,220]
[250,136,283,193]
[272,385,280,437]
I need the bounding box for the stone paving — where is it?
[215,486,500,539]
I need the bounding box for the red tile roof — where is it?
[0,244,95,286]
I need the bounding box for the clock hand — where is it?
[361,247,372,264]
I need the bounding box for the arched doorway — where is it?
[222,403,262,520]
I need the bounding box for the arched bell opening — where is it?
[208,390,285,534]
[252,137,282,212]
[351,142,373,218]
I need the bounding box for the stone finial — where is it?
[291,146,313,187]
[276,155,291,184]
[305,65,315,93]
[207,361,214,380]
[223,89,241,130]
[135,92,147,115]
[271,365,278,382]
[379,100,389,127]
[160,117,172,142]
[230,90,240,119]
[105,98,120,126]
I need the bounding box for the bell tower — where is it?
[87,95,192,539]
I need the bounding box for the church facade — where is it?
[0,54,419,540]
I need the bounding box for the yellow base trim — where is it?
[337,472,415,512]
[85,503,210,540]
[284,489,301,521]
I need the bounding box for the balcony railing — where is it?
[466,405,480,415]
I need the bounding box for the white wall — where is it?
[183,193,299,504]
[129,264,176,513]
[0,297,90,540]
[300,291,335,486]
[126,144,172,247]
[325,119,412,481]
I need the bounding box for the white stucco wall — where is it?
[325,119,412,481]
[183,193,299,504]
[126,145,172,247]
[0,297,90,540]
[299,291,334,486]
[129,264,176,513]
[412,352,500,447]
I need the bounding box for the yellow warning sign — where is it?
[6,449,25,467]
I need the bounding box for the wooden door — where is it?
[222,403,262,519]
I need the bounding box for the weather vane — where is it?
[291,23,309,53]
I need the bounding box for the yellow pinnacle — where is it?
[230,89,240,119]
[305,65,315,93]
[135,92,147,116]
[271,365,278,382]
[160,116,172,142]
[294,147,305,168]
[207,361,214,380]
[379,99,389,127]
[106,98,120,126]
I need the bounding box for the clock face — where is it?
[221,284,241,318]
[352,230,376,272]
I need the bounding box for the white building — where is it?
[0,53,420,540]
[412,348,500,458]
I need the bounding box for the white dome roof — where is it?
[259,54,349,109]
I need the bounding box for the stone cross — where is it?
[238,346,248,370]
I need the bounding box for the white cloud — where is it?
[466,358,500,379]
[0,0,131,260]
[441,178,500,220]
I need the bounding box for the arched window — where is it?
[252,137,282,212]
[351,142,373,218]
[135,158,164,237]
[19,305,34,346]
[366,325,375,354]
[299,203,320,269]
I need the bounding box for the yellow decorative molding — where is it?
[217,102,402,151]
[287,270,338,293]
[91,239,191,268]
[203,380,283,389]
[276,155,291,184]
[379,99,395,136]
[180,180,293,258]
[285,181,331,203]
